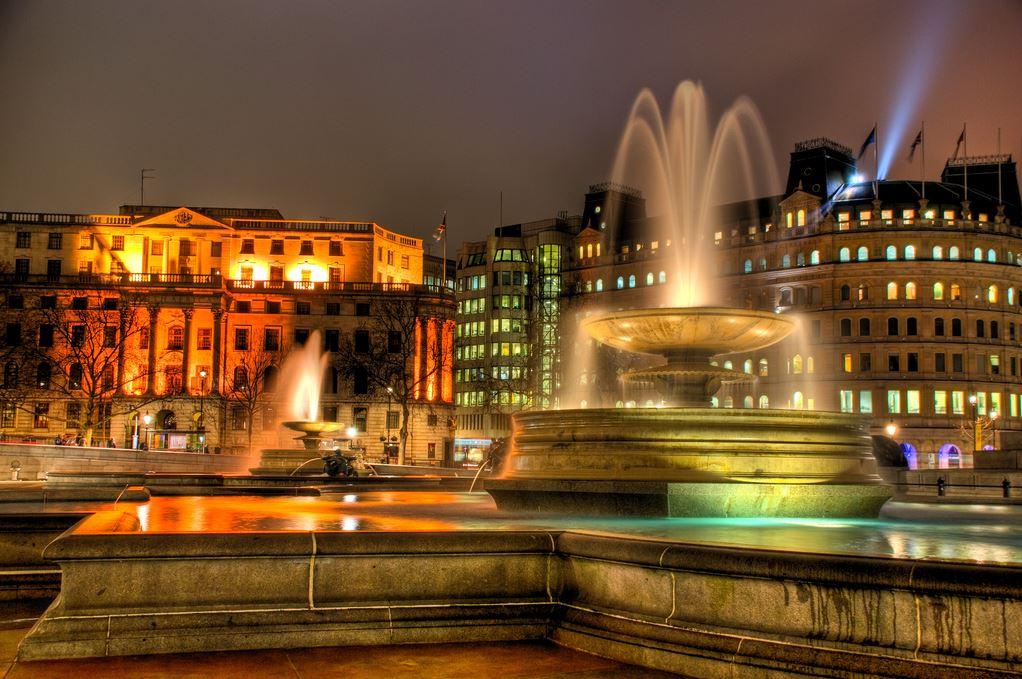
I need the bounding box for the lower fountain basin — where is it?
[486,407,892,518]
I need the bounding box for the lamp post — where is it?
[885,421,898,438]
[198,368,208,451]
[142,413,152,450]
[990,410,999,451]
[968,394,981,452]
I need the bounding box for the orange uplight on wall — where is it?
[425,318,438,401]
[286,262,328,284]
[441,320,454,403]
[413,320,422,400]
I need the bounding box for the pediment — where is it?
[133,207,232,229]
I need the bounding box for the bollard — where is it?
[1004,478,1012,498]
[936,477,946,496]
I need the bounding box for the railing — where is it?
[0,272,221,288]
[224,279,453,296]
[0,212,133,226]
[227,219,374,233]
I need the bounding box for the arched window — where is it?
[578,246,584,259]
[858,284,868,301]
[2,362,17,388]
[586,243,593,258]
[904,245,916,260]
[992,320,1000,338]
[724,396,734,408]
[628,274,636,288]
[839,247,850,262]
[758,358,768,376]
[796,209,806,226]
[888,317,899,335]
[840,284,851,301]
[743,395,754,409]
[786,212,793,228]
[233,366,248,389]
[743,359,753,374]
[949,246,960,260]
[757,257,766,271]
[1009,288,1015,305]
[806,356,814,374]
[886,281,898,300]
[974,247,983,262]
[616,276,624,289]
[585,280,592,292]
[977,319,986,338]
[168,326,184,350]
[795,252,805,267]
[987,248,997,263]
[782,254,791,268]
[68,363,82,389]
[859,318,871,336]
[779,288,792,306]
[952,318,962,336]
[758,394,769,409]
[596,243,601,257]
[792,354,803,374]
[950,283,961,300]
[645,272,654,286]
[658,271,666,284]
[857,246,869,261]
[263,365,278,392]
[932,245,943,260]
[933,282,944,300]
[905,281,917,300]
[595,279,603,292]
[723,360,733,370]
[743,259,753,273]
[810,250,820,265]
[988,285,999,303]
[885,245,897,260]
[792,391,804,410]
[36,362,51,389]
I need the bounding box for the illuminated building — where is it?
[0,204,454,464]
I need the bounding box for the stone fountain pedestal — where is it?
[250,421,343,476]
[487,307,893,518]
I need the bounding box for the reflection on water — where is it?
[55,491,1022,566]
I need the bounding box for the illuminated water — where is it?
[26,492,1022,566]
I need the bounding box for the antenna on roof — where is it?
[140,169,156,208]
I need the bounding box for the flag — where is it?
[432,211,447,241]
[908,128,923,162]
[951,126,966,160]
[857,125,876,161]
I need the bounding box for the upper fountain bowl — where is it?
[581,307,796,357]
[281,421,343,435]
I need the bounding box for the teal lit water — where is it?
[37,491,1020,567]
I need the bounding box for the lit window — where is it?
[934,391,947,415]
[860,391,873,414]
[932,245,943,260]
[905,282,917,300]
[786,212,793,228]
[839,247,850,262]
[949,246,960,260]
[809,250,820,265]
[887,390,901,414]
[886,282,898,300]
[904,245,916,260]
[885,245,897,260]
[840,390,853,413]
[933,282,944,300]
[843,354,853,373]
[988,285,999,303]
[906,390,920,415]
[796,209,806,227]
[857,246,868,261]
[658,271,666,284]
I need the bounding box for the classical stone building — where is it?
[456,141,1022,466]
[0,204,454,465]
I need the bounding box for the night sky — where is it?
[1,0,1020,246]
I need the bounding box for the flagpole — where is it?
[963,122,968,203]
[873,121,879,200]
[998,127,1003,206]
[921,121,926,202]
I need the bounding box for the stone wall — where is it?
[0,443,250,480]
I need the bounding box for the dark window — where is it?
[103,326,117,348]
[353,406,368,431]
[262,406,277,431]
[2,362,18,388]
[326,302,340,316]
[210,241,222,257]
[935,318,945,336]
[840,318,852,337]
[231,405,247,431]
[15,232,30,248]
[325,329,339,352]
[952,318,962,337]
[427,442,436,459]
[296,301,311,315]
[353,368,369,395]
[329,241,342,256]
[6,295,23,309]
[354,330,370,353]
[234,328,250,351]
[811,319,821,337]
[14,259,29,281]
[167,326,184,351]
[300,240,314,256]
[264,327,280,351]
[48,233,62,250]
[101,364,114,390]
[887,317,899,336]
[102,297,118,310]
[976,320,985,338]
[263,366,278,392]
[265,300,281,314]
[36,362,51,388]
[322,405,338,422]
[197,328,211,350]
[935,353,946,372]
[235,301,251,313]
[952,353,963,372]
[355,302,370,317]
[71,296,87,310]
[4,323,21,346]
[859,352,871,372]
[1011,323,1016,341]
[179,240,192,257]
[888,354,900,372]
[992,321,1000,339]
[270,239,284,255]
[294,328,310,345]
[859,318,870,336]
[269,266,284,281]
[240,239,255,254]
[233,366,248,389]
[70,325,86,347]
[907,317,918,336]
[151,240,164,256]
[38,324,54,347]
[40,295,56,309]
[840,285,850,301]
[111,235,124,251]
[46,260,62,281]
[387,331,402,353]
[907,353,919,372]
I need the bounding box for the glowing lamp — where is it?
[142,414,153,426]
[884,422,897,438]
[850,173,865,184]
[969,394,978,405]
[346,427,357,439]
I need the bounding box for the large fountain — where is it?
[487,83,892,518]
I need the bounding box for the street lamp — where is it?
[990,410,999,451]
[885,421,898,438]
[968,394,982,452]
[142,412,153,450]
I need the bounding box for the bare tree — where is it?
[222,342,289,456]
[956,415,998,453]
[334,293,452,464]
[22,291,161,445]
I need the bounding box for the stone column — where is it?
[211,306,224,395]
[181,308,193,395]
[145,305,160,395]
[116,307,128,394]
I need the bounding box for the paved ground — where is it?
[0,602,679,679]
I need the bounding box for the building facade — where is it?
[455,141,1022,466]
[0,204,454,465]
